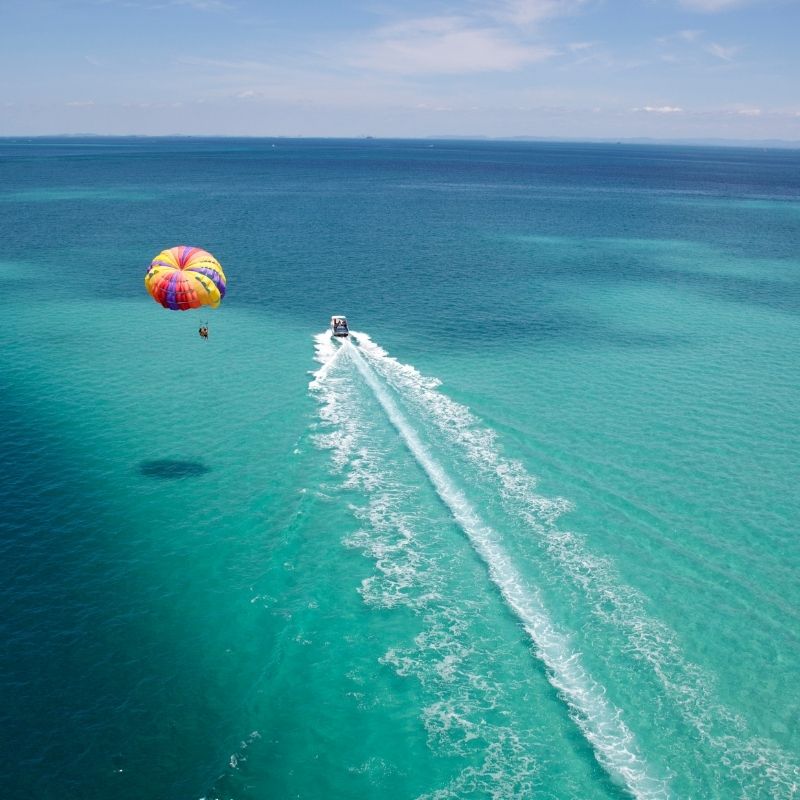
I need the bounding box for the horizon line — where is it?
[1,133,799,149]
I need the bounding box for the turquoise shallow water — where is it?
[1,138,799,799]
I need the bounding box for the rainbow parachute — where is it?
[145,245,227,311]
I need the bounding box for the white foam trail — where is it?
[309,333,360,468]
[347,343,667,800]
[312,345,545,797]
[354,331,800,799]
[309,331,343,388]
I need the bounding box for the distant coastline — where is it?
[2,133,799,149]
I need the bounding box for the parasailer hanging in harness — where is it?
[144,245,227,338]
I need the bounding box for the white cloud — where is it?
[65,100,95,107]
[567,41,594,52]
[635,105,684,113]
[415,102,458,112]
[736,107,761,115]
[120,101,184,108]
[657,28,703,44]
[488,0,586,26]
[678,0,749,11]
[97,0,233,9]
[656,29,740,64]
[705,42,739,60]
[337,1,588,76]
[165,0,233,9]
[347,16,556,75]
[178,56,274,71]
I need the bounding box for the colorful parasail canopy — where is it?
[145,245,227,311]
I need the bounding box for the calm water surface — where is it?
[1,138,799,800]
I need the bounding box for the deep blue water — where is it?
[1,137,799,799]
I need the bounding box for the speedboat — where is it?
[331,315,349,337]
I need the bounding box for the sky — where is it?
[2,0,799,140]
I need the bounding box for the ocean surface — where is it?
[1,137,799,800]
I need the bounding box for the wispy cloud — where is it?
[487,0,587,26]
[339,1,588,76]
[567,40,595,52]
[168,0,233,9]
[346,15,557,74]
[95,0,234,10]
[634,105,684,113]
[657,28,703,44]
[677,0,750,11]
[178,56,275,71]
[656,28,740,64]
[121,101,185,108]
[65,100,96,107]
[705,41,739,60]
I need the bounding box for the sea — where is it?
[1,137,799,800]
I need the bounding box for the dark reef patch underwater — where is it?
[139,459,211,479]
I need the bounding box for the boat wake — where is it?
[351,332,800,800]
[309,331,800,800]
[311,333,665,799]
